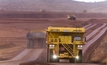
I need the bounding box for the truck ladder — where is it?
[62,44,75,56]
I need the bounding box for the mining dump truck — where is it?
[67,15,76,20]
[46,26,86,63]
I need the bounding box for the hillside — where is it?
[0,0,107,13]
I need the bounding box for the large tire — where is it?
[73,17,76,20]
[69,50,82,63]
[69,58,75,63]
[47,48,59,63]
[47,48,53,62]
[76,50,82,63]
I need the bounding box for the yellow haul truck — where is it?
[67,15,76,20]
[46,26,86,63]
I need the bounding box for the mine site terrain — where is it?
[0,0,107,65]
[0,12,107,65]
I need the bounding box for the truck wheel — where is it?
[47,48,59,63]
[69,58,75,63]
[73,18,76,20]
[77,50,82,63]
[53,58,59,62]
[47,48,53,62]
[74,18,76,20]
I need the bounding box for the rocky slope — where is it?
[0,0,106,13]
[91,35,107,63]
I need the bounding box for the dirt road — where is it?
[0,23,106,65]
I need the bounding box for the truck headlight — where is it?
[77,45,83,49]
[76,56,79,59]
[49,44,55,48]
[49,44,55,47]
[53,55,57,59]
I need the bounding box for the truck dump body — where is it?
[46,26,86,63]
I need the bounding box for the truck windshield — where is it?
[74,36,81,41]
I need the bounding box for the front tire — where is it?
[47,48,53,62]
[69,58,75,63]
[76,50,82,63]
[47,48,59,63]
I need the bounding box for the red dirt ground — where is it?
[0,12,107,63]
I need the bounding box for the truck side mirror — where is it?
[84,37,86,42]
